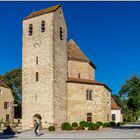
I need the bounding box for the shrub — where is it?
[120,122,125,125]
[92,123,100,130]
[79,121,88,127]
[3,122,9,127]
[48,126,55,131]
[87,122,94,130]
[109,121,116,127]
[103,122,110,127]
[61,122,72,130]
[96,121,103,127]
[72,122,78,128]
[117,122,125,126]
[76,126,84,130]
[117,122,120,127]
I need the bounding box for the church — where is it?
[22,4,111,129]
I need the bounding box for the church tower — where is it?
[22,5,67,129]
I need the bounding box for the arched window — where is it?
[60,27,63,40]
[41,20,45,32]
[29,24,33,36]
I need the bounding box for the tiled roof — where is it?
[24,4,61,20]
[111,97,121,110]
[67,39,96,69]
[0,81,9,88]
[67,77,112,92]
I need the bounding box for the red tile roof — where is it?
[67,77,112,92]
[0,81,9,88]
[111,97,121,110]
[24,4,61,20]
[67,39,96,69]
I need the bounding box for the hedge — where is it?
[48,126,55,131]
[72,122,78,128]
[61,122,72,130]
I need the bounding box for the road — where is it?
[0,124,140,140]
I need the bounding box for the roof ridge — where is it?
[24,4,61,20]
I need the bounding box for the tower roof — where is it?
[0,81,9,89]
[24,4,61,20]
[111,97,121,110]
[67,39,96,69]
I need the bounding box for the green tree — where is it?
[0,68,22,118]
[119,75,140,112]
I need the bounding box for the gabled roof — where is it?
[0,81,9,89]
[67,39,96,69]
[67,78,112,92]
[24,4,61,20]
[111,97,121,110]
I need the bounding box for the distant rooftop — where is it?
[24,4,61,20]
[111,98,121,110]
[0,81,9,88]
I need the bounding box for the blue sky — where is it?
[0,2,140,94]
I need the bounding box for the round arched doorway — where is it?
[33,114,42,128]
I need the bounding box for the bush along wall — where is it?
[60,121,125,131]
[48,126,55,131]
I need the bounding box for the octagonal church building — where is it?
[22,5,112,129]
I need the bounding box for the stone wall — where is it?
[0,86,14,122]
[67,82,111,123]
[22,7,68,129]
[22,13,55,129]
[53,7,68,126]
[68,60,95,80]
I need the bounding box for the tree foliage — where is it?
[119,75,140,112]
[0,68,22,118]
[112,75,140,122]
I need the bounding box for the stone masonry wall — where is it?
[67,82,111,123]
[53,7,68,126]
[68,60,95,80]
[0,86,14,122]
[22,13,55,129]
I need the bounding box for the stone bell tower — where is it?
[22,5,67,129]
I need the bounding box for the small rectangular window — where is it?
[4,102,9,109]
[36,72,39,81]
[0,89,2,94]
[86,90,92,100]
[78,73,80,78]
[112,114,116,121]
[36,57,38,65]
[87,113,92,122]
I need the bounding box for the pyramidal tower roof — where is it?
[24,4,61,20]
[67,39,96,69]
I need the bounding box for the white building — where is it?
[111,98,121,123]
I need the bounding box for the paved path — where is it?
[0,124,140,140]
